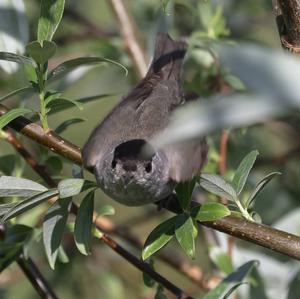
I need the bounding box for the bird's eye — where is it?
[145,162,152,173]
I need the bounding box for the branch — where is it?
[17,256,58,299]
[1,103,300,261]
[273,0,300,52]
[107,0,148,77]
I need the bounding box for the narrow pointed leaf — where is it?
[142,216,177,260]
[203,260,258,299]
[38,0,65,43]
[175,214,195,259]
[193,202,231,222]
[232,150,259,194]
[175,177,197,210]
[0,176,47,197]
[46,98,84,111]
[43,197,71,269]
[0,52,34,65]
[0,108,33,130]
[0,203,16,217]
[74,191,94,255]
[200,174,237,202]
[2,189,59,222]
[48,57,128,81]
[54,118,86,134]
[58,178,97,198]
[0,86,33,103]
[247,172,281,208]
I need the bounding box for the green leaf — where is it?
[175,177,197,210]
[99,205,115,217]
[203,260,258,299]
[26,40,57,64]
[0,155,16,175]
[223,282,248,299]
[58,178,97,199]
[0,203,16,217]
[0,86,34,103]
[46,98,84,111]
[48,57,128,81]
[57,245,69,264]
[38,0,65,43]
[0,51,35,65]
[193,202,231,222]
[43,197,71,269]
[0,108,33,130]
[74,191,94,255]
[45,156,63,174]
[142,216,176,260]
[46,94,114,116]
[247,172,281,208]
[2,189,59,222]
[175,214,195,259]
[209,247,233,275]
[232,150,259,195]
[200,174,237,202]
[54,118,86,134]
[0,176,47,197]
[5,224,33,244]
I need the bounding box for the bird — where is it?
[82,32,207,206]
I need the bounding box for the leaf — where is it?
[54,118,86,134]
[0,108,33,130]
[58,178,97,198]
[287,270,300,299]
[200,174,237,202]
[0,243,22,272]
[0,203,16,217]
[5,224,33,244]
[247,172,281,208]
[43,197,71,269]
[48,57,128,81]
[72,164,84,179]
[0,86,34,103]
[232,150,259,195]
[57,245,69,264]
[142,216,176,260]
[99,205,115,216]
[26,40,57,64]
[0,176,47,197]
[74,191,94,255]
[0,51,34,65]
[209,247,233,275]
[38,0,65,43]
[46,97,84,111]
[0,155,16,175]
[46,94,114,116]
[203,260,258,299]
[175,214,195,259]
[175,177,197,210]
[2,189,59,222]
[223,282,248,299]
[193,202,231,222]
[45,156,63,174]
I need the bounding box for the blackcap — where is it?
[82,32,207,206]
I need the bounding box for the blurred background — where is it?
[1,0,300,298]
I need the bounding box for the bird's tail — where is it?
[146,32,187,81]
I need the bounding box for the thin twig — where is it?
[1,104,300,261]
[17,256,58,299]
[107,0,148,77]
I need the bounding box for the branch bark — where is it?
[1,103,300,261]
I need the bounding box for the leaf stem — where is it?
[234,198,253,222]
[37,65,49,131]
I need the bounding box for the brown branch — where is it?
[273,0,300,52]
[107,0,148,77]
[17,256,58,299]
[1,103,300,261]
